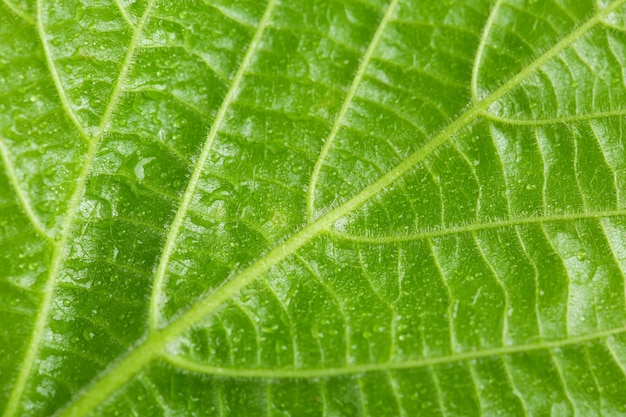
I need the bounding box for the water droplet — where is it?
[262,324,279,333]
[82,330,94,341]
[134,157,155,182]
[89,97,102,108]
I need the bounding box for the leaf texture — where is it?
[2,0,626,415]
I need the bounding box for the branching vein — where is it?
[0,136,53,240]
[306,0,400,220]
[148,0,279,329]
[36,5,90,141]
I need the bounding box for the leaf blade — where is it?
[4,0,626,416]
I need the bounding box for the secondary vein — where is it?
[471,0,505,101]
[35,4,90,141]
[148,0,279,330]
[328,208,626,243]
[163,325,626,378]
[0,136,53,240]
[306,0,401,221]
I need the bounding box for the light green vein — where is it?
[385,371,405,417]
[35,5,90,141]
[163,326,626,378]
[1,2,156,416]
[471,0,505,100]
[466,358,485,416]
[2,0,34,24]
[306,0,400,221]
[0,136,53,240]
[605,337,626,378]
[54,1,626,416]
[582,345,604,406]
[500,360,528,415]
[430,370,446,416]
[602,21,626,32]
[327,208,626,243]
[113,0,134,28]
[482,109,626,126]
[546,349,577,413]
[148,0,278,330]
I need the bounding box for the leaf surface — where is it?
[2,0,626,415]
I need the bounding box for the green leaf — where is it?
[3,0,626,415]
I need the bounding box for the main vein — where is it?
[56,1,626,416]
[2,2,156,416]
